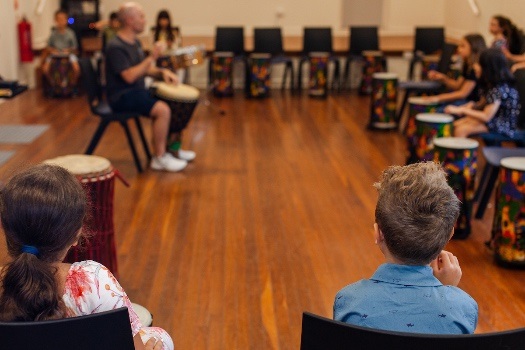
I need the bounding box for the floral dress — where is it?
[63,260,174,350]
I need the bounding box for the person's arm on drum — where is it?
[445,99,500,122]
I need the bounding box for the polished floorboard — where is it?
[0,88,524,349]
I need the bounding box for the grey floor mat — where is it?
[0,125,49,143]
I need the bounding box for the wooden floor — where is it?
[0,88,524,349]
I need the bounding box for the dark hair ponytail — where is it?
[0,164,86,322]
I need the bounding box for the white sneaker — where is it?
[150,153,187,172]
[177,149,196,162]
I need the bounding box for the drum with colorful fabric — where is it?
[405,97,440,163]
[420,55,440,81]
[359,50,385,95]
[152,82,199,154]
[433,137,479,239]
[308,52,329,98]
[413,113,453,162]
[45,54,76,97]
[43,154,125,277]
[492,157,525,267]
[248,53,271,98]
[212,52,234,97]
[369,72,398,129]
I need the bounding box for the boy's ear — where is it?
[449,228,455,241]
[373,223,383,244]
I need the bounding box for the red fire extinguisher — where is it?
[18,17,34,63]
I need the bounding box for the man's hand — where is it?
[431,250,462,286]
[161,69,179,85]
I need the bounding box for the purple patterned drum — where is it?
[414,113,453,162]
[433,137,479,239]
[492,157,525,267]
[369,72,398,129]
[420,55,439,81]
[212,52,234,97]
[406,97,440,163]
[45,54,76,97]
[308,52,329,98]
[359,50,385,95]
[248,53,271,98]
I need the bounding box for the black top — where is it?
[462,64,479,102]
[105,36,146,104]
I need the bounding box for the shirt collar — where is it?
[370,263,443,287]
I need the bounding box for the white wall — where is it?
[382,0,445,34]
[0,0,19,80]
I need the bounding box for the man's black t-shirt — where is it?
[105,36,146,105]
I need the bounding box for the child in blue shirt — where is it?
[333,162,478,334]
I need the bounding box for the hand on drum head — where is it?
[430,250,462,286]
[161,69,179,85]
[421,95,440,103]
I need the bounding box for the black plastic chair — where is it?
[408,27,445,80]
[79,58,151,173]
[342,26,384,90]
[300,312,525,350]
[0,307,135,350]
[296,27,341,91]
[209,27,248,92]
[253,27,294,90]
[398,42,457,130]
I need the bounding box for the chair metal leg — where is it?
[331,59,341,92]
[342,58,351,90]
[475,165,499,219]
[473,163,490,202]
[120,121,143,173]
[397,90,410,127]
[85,119,110,154]
[297,58,307,91]
[134,117,151,161]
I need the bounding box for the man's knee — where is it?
[151,100,170,119]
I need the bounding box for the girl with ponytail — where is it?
[0,164,173,350]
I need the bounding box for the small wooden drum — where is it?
[43,154,121,276]
[492,157,525,267]
[308,52,329,98]
[413,113,453,162]
[433,137,479,239]
[152,82,199,153]
[359,50,385,95]
[248,53,271,98]
[132,303,153,327]
[45,54,76,97]
[420,55,440,80]
[211,52,234,97]
[369,72,398,129]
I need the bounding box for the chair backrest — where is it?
[414,27,445,55]
[436,42,458,74]
[303,27,333,54]
[513,69,525,129]
[349,26,379,55]
[300,312,525,350]
[215,27,245,55]
[78,57,101,108]
[0,307,135,350]
[253,27,284,55]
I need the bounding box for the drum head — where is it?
[372,72,398,80]
[433,137,479,150]
[408,96,438,105]
[423,55,440,62]
[43,154,111,175]
[250,53,271,59]
[156,83,200,101]
[309,52,330,58]
[362,50,383,57]
[501,157,525,171]
[416,113,454,123]
[131,303,153,327]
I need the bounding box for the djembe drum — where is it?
[248,53,271,98]
[43,154,123,276]
[152,82,199,155]
[211,52,234,97]
[359,50,385,95]
[405,97,440,163]
[433,137,479,239]
[308,52,329,98]
[45,54,76,97]
[413,113,453,162]
[369,72,398,129]
[492,157,525,267]
[420,55,440,81]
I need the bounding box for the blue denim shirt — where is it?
[333,263,478,334]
